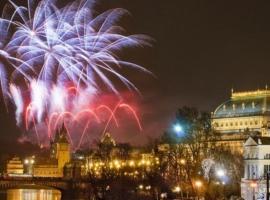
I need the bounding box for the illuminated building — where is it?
[84,132,157,177]
[212,88,270,153]
[33,124,71,177]
[241,136,270,200]
[6,157,24,175]
[24,156,35,174]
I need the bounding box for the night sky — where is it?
[1,0,270,151]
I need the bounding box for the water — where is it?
[0,188,61,200]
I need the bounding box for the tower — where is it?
[51,124,71,170]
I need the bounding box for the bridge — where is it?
[0,177,92,192]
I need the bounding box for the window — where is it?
[255,121,258,125]
[264,165,270,177]
[265,154,270,159]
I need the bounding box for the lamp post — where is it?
[194,180,202,200]
[267,172,270,200]
[173,186,182,200]
[250,182,257,200]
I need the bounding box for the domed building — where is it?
[212,88,270,153]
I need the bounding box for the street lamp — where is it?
[174,124,183,133]
[250,182,257,200]
[173,186,182,199]
[180,159,186,165]
[195,180,202,188]
[216,169,225,178]
[194,181,202,200]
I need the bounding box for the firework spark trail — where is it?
[96,105,119,127]
[10,84,23,125]
[76,120,91,151]
[0,0,151,147]
[119,103,143,131]
[47,112,59,138]
[102,102,122,136]
[41,102,142,149]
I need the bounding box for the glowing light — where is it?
[195,180,202,188]
[29,31,36,36]
[174,124,183,133]
[250,182,257,188]
[173,186,181,193]
[180,159,186,165]
[216,169,225,177]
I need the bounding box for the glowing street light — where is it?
[250,182,257,200]
[216,169,225,177]
[180,159,186,165]
[173,186,181,193]
[174,124,183,133]
[195,180,202,188]
[194,180,203,200]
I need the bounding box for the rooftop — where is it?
[213,88,270,118]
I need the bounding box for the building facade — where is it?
[6,157,24,175]
[212,88,270,153]
[33,124,71,177]
[241,136,270,200]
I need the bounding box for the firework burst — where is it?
[0,0,151,148]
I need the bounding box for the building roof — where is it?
[245,136,270,146]
[100,132,116,146]
[213,89,270,118]
[254,137,270,145]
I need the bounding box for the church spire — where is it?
[54,123,69,144]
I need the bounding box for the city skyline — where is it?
[1,0,270,149]
[0,1,269,199]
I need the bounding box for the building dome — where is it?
[213,89,270,119]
